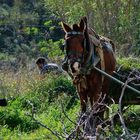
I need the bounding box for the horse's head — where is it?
[61,19,86,75]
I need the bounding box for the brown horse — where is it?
[61,17,116,115]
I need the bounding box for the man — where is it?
[35,57,62,76]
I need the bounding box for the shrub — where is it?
[0,98,39,132]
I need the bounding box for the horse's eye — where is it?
[60,43,65,52]
[60,40,68,52]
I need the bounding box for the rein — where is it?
[65,31,94,64]
[65,30,106,77]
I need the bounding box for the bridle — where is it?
[64,30,96,74]
[64,31,87,65]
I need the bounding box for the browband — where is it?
[67,31,84,35]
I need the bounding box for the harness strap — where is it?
[89,34,100,46]
[96,44,105,83]
[67,50,83,56]
[67,31,84,36]
[87,30,105,82]
[73,75,87,93]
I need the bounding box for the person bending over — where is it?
[35,57,62,76]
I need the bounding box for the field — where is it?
[0,57,140,139]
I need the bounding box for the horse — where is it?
[61,17,116,117]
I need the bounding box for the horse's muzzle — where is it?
[69,61,81,74]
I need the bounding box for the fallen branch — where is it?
[26,100,65,140]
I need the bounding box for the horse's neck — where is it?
[82,27,100,66]
[88,27,100,39]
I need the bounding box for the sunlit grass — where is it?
[0,69,79,139]
[117,56,140,69]
[0,57,140,139]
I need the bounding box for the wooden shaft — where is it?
[93,66,140,95]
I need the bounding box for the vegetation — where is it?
[0,69,140,139]
[117,57,140,70]
[0,0,140,61]
[0,72,78,139]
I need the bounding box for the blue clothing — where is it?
[40,63,62,75]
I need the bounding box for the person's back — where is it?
[35,57,62,77]
[40,63,62,75]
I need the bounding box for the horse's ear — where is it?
[79,19,85,32]
[61,22,72,33]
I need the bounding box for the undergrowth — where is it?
[0,72,79,139]
[0,57,140,139]
[117,56,140,70]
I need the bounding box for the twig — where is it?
[118,70,135,139]
[27,114,63,140]
[60,100,76,125]
[26,101,65,140]
[136,132,140,140]
[60,117,69,138]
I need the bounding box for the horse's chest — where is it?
[86,71,101,83]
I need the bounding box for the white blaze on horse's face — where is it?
[73,62,80,71]
[72,62,80,74]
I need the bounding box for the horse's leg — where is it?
[78,92,88,113]
[88,78,110,120]
[89,88,101,108]
[101,78,109,100]
[87,72,104,118]
[79,92,88,129]
[89,86,106,125]
[87,70,102,108]
[89,84,104,116]
[101,75,112,119]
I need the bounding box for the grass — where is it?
[117,56,140,70]
[0,56,140,139]
[0,70,79,139]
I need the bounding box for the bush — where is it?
[0,98,39,132]
[117,57,140,69]
[0,74,77,134]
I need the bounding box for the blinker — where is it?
[60,40,67,52]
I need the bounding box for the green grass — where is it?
[0,72,79,139]
[0,57,140,139]
[0,98,80,140]
[117,56,140,69]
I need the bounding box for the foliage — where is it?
[0,71,79,139]
[0,61,140,139]
[0,0,140,61]
[45,0,140,55]
[0,98,39,132]
[0,0,63,61]
[37,39,64,59]
[117,56,140,69]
